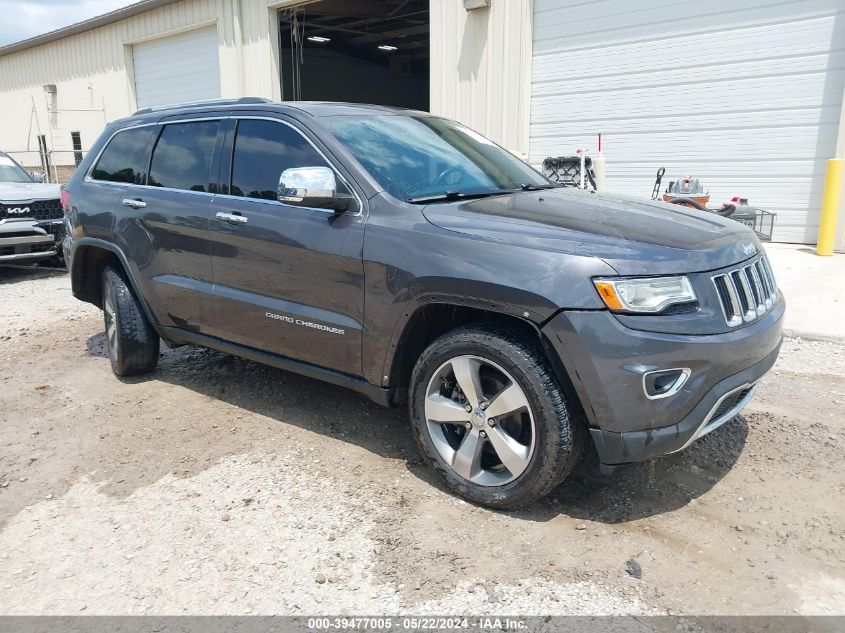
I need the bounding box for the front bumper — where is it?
[0,218,59,264]
[542,299,783,465]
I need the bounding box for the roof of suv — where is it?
[127,98,427,124]
[286,101,427,118]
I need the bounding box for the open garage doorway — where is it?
[279,0,429,110]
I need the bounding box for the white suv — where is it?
[0,151,64,265]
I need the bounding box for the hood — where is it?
[421,188,762,275]
[0,182,62,203]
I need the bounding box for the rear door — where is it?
[206,116,366,376]
[114,118,222,332]
[81,125,158,248]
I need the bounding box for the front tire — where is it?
[409,324,582,509]
[101,266,159,376]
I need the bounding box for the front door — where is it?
[207,118,365,376]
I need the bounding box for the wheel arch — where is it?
[69,238,156,324]
[384,300,587,421]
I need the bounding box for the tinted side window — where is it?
[149,121,220,192]
[91,127,155,184]
[230,120,346,201]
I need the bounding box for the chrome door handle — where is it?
[216,211,248,225]
[122,198,146,209]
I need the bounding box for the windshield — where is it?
[0,155,33,183]
[323,115,551,202]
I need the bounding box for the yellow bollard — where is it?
[817,158,844,256]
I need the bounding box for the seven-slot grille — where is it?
[712,256,778,327]
[0,199,63,221]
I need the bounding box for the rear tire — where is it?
[409,324,583,509]
[101,266,159,376]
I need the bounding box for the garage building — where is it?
[0,0,843,248]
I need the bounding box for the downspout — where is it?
[233,0,246,96]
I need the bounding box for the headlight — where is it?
[593,276,697,314]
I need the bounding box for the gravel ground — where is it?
[0,266,843,616]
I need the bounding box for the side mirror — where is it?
[277,166,355,214]
[30,171,45,183]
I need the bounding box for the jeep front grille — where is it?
[712,256,778,327]
[0,199,63,221]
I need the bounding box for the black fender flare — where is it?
[69,237,158,325]
[379,293,548,385]
[379,296,584,416]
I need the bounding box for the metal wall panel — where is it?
[430,0,533,154]
[530,0,845,243]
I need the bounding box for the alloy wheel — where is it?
[103,285,118,362]
[424,355,536,486]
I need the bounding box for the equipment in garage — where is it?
[278,0,429,110]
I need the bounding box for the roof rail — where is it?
[133,96,274,116]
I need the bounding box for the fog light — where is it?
[643,368,690,400]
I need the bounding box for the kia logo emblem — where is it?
[6,207,31,215]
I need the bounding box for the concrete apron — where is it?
[764,243,845,342]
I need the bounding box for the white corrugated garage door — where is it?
[530,1,845,243]
[132,26,221,110]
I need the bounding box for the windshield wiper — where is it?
[520,183,558,191]
[406,189,514,204]
[407,183,558,204]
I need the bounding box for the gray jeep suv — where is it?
[63,98,783,508]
